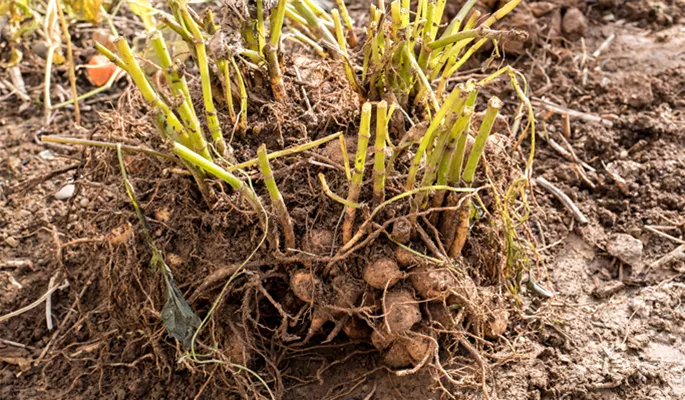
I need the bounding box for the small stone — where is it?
[606,233,643,267]
[54,184,75,200]
[529,2,557,17]
[8,156,21,170]
[32,40,50,59]
[622,73,654,108]
[562,8,588,41]
[39,150,55,160]
[79,198,89,207]
[5,236,19,247]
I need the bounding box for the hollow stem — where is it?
[373,101,388,205]
[258,144,295,249]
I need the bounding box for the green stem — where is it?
[292,0,340,56]
[150,30,210,160]
[405,84,466,190]
[180,6,227,156]
[258,144,295,249]
[335,0,358,46]
[267,0,288,101]
[109,39,191,147]
[218,58,237,124]
[343,102,372,244]
[462,97,503,184]
[446,107,474,185]
[229,55,248,132]
[173,142,263,217]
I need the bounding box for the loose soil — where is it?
[2,1,685,399]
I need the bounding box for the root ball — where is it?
[363,257,404,290]
[290,270,322,303]
[384,290,421,334]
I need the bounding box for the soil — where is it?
[2,1,685,399]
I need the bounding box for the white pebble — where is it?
[54,184,76,200]
[39,150,55,160]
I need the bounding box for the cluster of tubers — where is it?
[288,227,510,369]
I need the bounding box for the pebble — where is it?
[5,236,19,247]
[606,233,643,268]
[54,184,76,200]
[39,150,55,160]
[562,7,588,41]
[79,197,89,207]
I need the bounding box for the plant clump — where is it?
[43,0,542,396]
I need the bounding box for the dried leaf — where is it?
[161,274,201,348]
[63,0,102,22]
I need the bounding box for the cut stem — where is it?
[373,101,388,205]
[258,144,296,249]
[342,102,372,244]
[267,0,288,101]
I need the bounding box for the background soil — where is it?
[2,1,685,399]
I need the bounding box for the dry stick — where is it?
[38,137,210,202]
[343,103,372,244]
[43,0,59,125]
[449,97,502,257]
[0,275,69,324]
[532,97,613,128]
[258,144,296,250]
[56,0,79,125]
[373,101,388,205]
[649,244,685,270]
[535,177,589,225]
[226,132,343,172]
